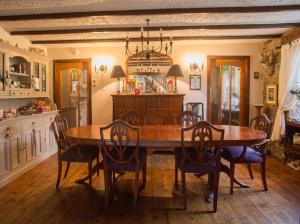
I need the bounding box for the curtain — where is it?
[271,39,300,140]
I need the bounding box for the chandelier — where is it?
[125,19,173,60]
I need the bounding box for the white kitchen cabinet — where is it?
[7,134,22,171]
[0,111,58,188]
[0,139,9,178]
[23,130,35,164]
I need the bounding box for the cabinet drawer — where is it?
[22,119,37,130]
[10,90,18,97]
[41,114,55,126]
[0,124,22,140]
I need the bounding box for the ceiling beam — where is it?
[1,5,300,21]
[31,34,281,44]
[10,23,300,35]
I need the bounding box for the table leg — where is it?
[75,162,103,184]
[221,163,250,188]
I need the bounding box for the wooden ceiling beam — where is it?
[10,23,300,35]
[31,34,281,44]
[1,5,300,21]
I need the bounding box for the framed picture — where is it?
[189,75,201,90]
[254,72,260,79]
[266,84,278,105]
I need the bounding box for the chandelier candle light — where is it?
[125,19,173,60]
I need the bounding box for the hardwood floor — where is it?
[0,154,299,224]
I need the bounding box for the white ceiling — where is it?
[0,0,299,47]
[0,0,300,15]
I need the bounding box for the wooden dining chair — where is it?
[51,114,100,189]
[100,119,147,208]
[175,121,225,212]
[174,111,198,127]
[119,111,146,125]
[221,113,272,194]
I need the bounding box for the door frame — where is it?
[207,55,250,126]
[53,59,92,125]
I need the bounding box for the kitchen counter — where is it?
[0,110,59,125]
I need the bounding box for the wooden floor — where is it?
[0,154,299,224]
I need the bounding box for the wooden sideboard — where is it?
[112,94,185,124]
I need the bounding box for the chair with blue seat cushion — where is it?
[221,113,272,194]
[51,114,101,189]
[100,119,147,208]
[175,121,224,212]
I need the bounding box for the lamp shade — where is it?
[111,65,126,78]
[166,64,183,77]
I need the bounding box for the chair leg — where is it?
[141,162,147,190]
[88,162,93,188]
[103,167,110,209]
[181,171,187,210]
[133,169,140,208]
[230,163,235,194]
[260,161,268,191]
[56,160,62,189]
[96,155,100,176]
[247,163,254,179]
[175,162,178,189]
[63,162,70,179]
[213,172,220,213]
[284,150,289,163]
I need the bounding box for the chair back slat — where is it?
[250,114,272,138]
[51,114,69,151]
[181,121,224,167]
[174,111,198,127]
[119,111,145,125]
[100,119,140,164]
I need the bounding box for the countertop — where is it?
[0,110,59,125]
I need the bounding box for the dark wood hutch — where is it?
[112,94,184,124]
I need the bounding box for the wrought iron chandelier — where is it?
[125,19,173,60]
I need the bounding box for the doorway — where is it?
[53,59,92,127]
[207,56,250,126]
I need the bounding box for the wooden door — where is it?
[207,56,250,126]
[54,59,92,127]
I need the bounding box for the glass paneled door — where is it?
[54,60,91,128]
[208,57,249,126]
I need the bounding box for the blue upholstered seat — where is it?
[222,146,263,163]
[61,145,99,162]
[107,148,147,172]
[175,148,217,175]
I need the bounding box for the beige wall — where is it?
[47,42,263,125]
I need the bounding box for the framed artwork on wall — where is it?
[189,75,201,90]
[266,84,278,105]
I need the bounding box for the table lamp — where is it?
[111,65,126,94]
[166,64,183,93]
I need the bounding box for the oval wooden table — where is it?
[66,124,267,190]
[66,124,266,147]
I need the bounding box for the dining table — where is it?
[65,124,267,190]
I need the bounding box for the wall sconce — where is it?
[94,64,107,74]
[190,62,204,73]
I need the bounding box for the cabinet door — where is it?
[34,128,44,157]
[23,130,35,163]
[8,134,22,171]
[44,126,53,153]
[0,139,9,177]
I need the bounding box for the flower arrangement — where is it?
[32,100,50,112]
